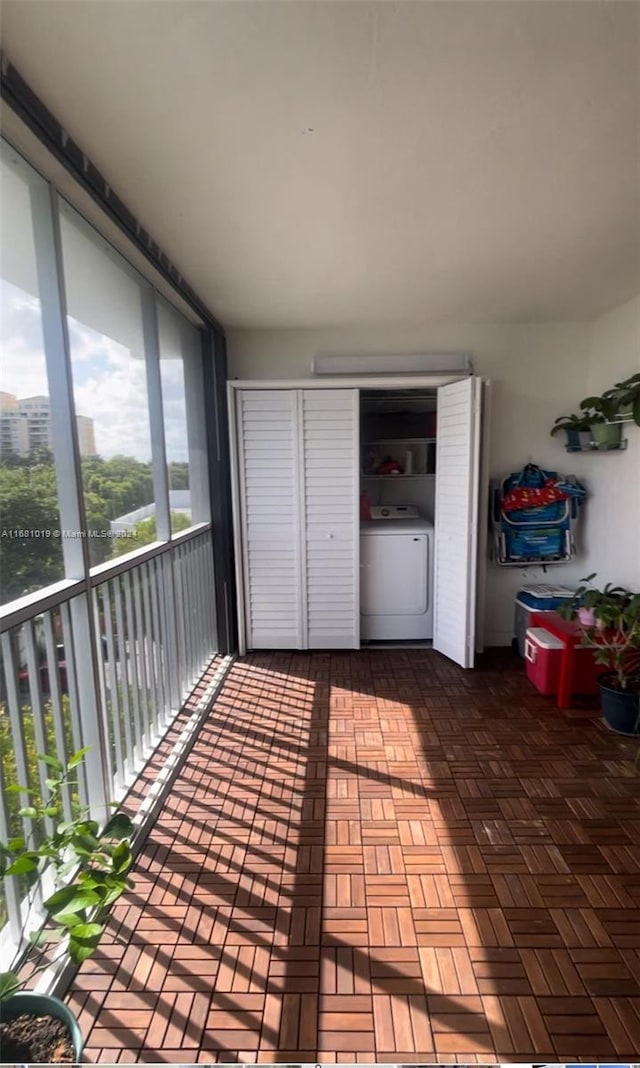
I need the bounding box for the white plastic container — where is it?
[514,584,573,657]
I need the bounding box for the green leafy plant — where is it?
[580,372,640,427]
[550,412,593,435]
[579,394,618,425]
[610,371,640,426]
[559,574,640,691]
[0,748,134,999]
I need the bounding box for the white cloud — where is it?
[2,282,191,464]
[69,330,153,462]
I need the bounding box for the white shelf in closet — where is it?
[362,437,436,446]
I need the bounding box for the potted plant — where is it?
[550,412,593,450]
[560,574,640,736]
[578,372,640,448]
[578,392,622,448]
[605,371,640,426]
[0,748,135,1063]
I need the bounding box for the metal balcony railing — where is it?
[0,526,218,964]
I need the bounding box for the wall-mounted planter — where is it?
[565,439,627,453]
[560,428,592,451]
[590,421,623,448]
[550,415,595,450]
[568,429,592,450]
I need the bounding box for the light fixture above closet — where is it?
[311,352,472,377]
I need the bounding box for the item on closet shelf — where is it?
[363,448,380,475]
[377,457,403,475]
[403,449,414,475]
[360,491,372,521]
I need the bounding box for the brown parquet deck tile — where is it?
[71,649,640,1062]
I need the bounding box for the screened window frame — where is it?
[0,136,214,609]
[157,292,212,533]
[0,133,222,969]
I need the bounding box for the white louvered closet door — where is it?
[433,377,482,668]
[302,389,359,649]
[236,390,303,649]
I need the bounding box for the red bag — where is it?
[502,479,570,513]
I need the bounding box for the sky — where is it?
[0,277,189,465]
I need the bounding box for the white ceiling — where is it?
[2,1,639,329]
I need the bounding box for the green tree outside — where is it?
[112,511,192,557]
[0,453,192,597]
[168,462,189,490]
[0,461,64,601]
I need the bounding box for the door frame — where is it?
[227,386,249,654]
[227,373,486,658]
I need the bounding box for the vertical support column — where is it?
[203,329,234,654]
[181,322,211,525]
[27,181,110,820]
[141,285,171,543]
[28,182,87,583]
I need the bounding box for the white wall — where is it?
[227,310,639,645]
[229,322,596,645]
[569,295,640,590]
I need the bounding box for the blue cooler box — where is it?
[514,584,573,657]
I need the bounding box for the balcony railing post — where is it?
[0,759,23,948]
[102,580,125,793]
[59,600,89,810]
[163,551,182,713]
[122,569,143,762]
[69,593,111,823]
[112,576,134,778]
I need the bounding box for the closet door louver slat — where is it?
[433,377,481,668]
[237,390,302,649]
[302,389,359,649]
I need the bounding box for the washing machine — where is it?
[360,506,434,640]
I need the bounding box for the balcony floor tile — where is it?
[72,649,640,1062]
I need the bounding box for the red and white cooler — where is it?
[524,626,602,696]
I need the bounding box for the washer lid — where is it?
[361,517,433,534]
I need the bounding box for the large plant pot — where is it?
[591,421,622,448]
[598,673,640,736]
[0,991,83,1063]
